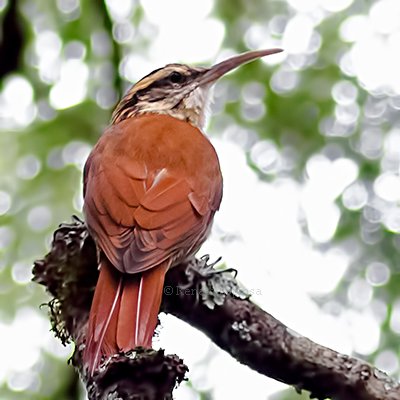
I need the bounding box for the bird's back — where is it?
[83,113,223,274]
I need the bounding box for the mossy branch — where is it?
[33,217,400,400]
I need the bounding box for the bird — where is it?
[82,48,282,375]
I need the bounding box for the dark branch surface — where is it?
[32,217,400,400]
[164,264,400,400]
[33,217,187,400]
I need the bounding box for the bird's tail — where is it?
[83,257,169,376]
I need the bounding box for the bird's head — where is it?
[112,48,283,129]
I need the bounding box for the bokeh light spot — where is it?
[287,0,319,12]
[49,60,89,110]
[95,86,118,109]
[105,0,134,21]
[0,0,7,12]
[303,200,340,243]
[1,76,36,127]
[174,384,200,400]
[345,310,380,355]
[62,141,92,169]
[322,0,353,12]
[27,206,52,232]
[35,30,62,84]
[271,68,299,94]
[16,155,41,180]
[241,102,265,122]
[222,125,257,151]
[348,278,373,309]
[0,308,46,376]
[283,15,315,54]
[382,128,400,172]
[47,147,65,170]
[366,262,390,287]
[390,299,400,334]
[342,181,368,210]
[0,226,14,250]
[332,80,358,105]
[340,15,370,42]
[269,15,288,36]
[37,99,56,121]
[7,370,39,393]
[3,76,33,109]
[64,40,86,60]
[91,30,112,58]
[57,0,79,13]
[112,21,135,44]
[250,140,280,174]
[359,128,383,159]
[374,349,399,375]
[242,82,265,105]
[374,172,400,202]
[0,191,11,215]
[140,0,222,64]
[142,0,213,24]
[12,262,32,285]
[370,299,388,324]
[303,155,358,243]
[370,0,400,35]
[383,207,400,233]
[335,103,359,125]
[244,24,274,52]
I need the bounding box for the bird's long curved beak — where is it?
[198,48,283,86]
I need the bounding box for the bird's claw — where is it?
[180,255,249,310]
[186,255,237,280]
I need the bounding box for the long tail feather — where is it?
[83,257,122,375]
[116,276,138,350]
[136,261,169,346]
[84,258,169,375]
[116,261,170,350]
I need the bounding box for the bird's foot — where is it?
[185,255,237,280]
[182,255,250,310]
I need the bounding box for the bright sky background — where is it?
[2,0,400,398]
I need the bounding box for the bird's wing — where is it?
[83,151,214,274]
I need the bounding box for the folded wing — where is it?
[83,151,214,273]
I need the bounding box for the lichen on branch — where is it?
[32,217,188,400]
[33,217,400,400]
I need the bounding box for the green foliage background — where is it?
[0,0,399,399]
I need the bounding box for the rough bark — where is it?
[32,217,400,400]
[32,216,188,400]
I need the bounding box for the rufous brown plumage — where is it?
[82,48,282,375]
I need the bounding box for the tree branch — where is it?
[32,217,400,400]
[32,216,187,400]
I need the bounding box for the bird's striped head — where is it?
[112,49,283,129]
[112,63,208,128]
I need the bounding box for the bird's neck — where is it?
[112,87,210,131]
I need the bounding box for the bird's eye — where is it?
[169,71,185,84]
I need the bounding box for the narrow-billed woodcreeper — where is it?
[83,48,282,375]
